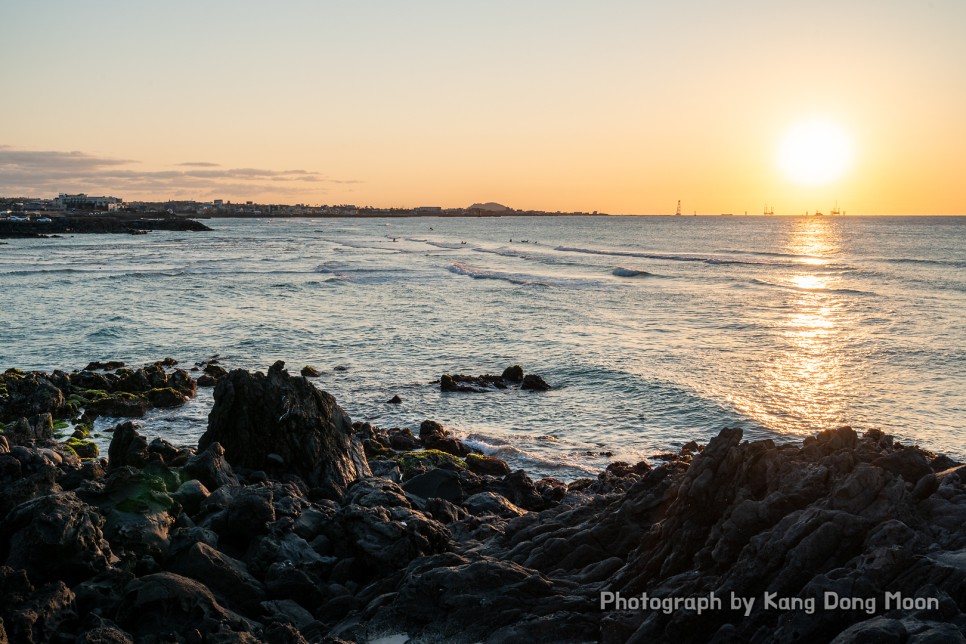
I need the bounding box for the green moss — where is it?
[80,389,110,402]
[53,420,69,430]
[64,437,98,459]
[393,449,467,480]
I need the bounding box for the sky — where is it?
[1,1,964,214]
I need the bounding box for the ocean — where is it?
[2,215,964,479]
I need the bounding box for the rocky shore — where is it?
[1,360,965,643]
[0,215,211,239]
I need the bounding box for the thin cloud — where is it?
[0,147,362,200]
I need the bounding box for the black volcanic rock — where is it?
[521,373,551,391]
[199,361,370,500]
[1,492,113,585]
[0,370,69,423]
[106,422,148,470]
[3,360,966,643]
[114,572,255,640]
[0,215,212,238]
[501,364,524,382]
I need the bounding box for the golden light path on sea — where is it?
[729,217,851,434]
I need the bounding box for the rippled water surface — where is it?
[2,216,964,477]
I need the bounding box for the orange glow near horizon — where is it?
[0,3,964,215]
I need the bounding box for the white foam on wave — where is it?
[557,245,804,267]
[459,432,600,476]
[447,262,547,286]
[424,240,470,250]
[447,261,604,289]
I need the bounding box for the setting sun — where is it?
[777,120,855,187]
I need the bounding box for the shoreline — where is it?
[2,360,965,642]
[0,214,211,239]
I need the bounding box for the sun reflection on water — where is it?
[733,217,852,435]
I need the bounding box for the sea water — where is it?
[2,215,964,478]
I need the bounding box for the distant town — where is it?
[0,193,607,220]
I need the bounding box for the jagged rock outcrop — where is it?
[199,361,370,500]
[2,362,965,643]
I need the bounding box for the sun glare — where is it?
[777,120,854,186]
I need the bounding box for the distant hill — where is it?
[468,202,510,212]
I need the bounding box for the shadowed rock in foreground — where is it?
[200,360,370,500]
[1,361,965,643]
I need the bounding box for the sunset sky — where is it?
[2,1,964,214]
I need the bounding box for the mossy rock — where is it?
[393,449,467,480]
[0,422,6,433]
[53,419,70,431]
[465,452,511,476]
[145,387,187,408]
[64,437,99,459]
[80,389,110,402]
[301,365,322,377]
[68,394,91,406]
[85,392,150,418]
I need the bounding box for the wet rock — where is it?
[521,373,551,391]
[0,371,69,422]
[386,394,402,404]
[144,387,187,408]
[200,361,370,500]
[465,452,510,476]
[394,449,467,481]
[440,373,507,392]
[6,413,54,445]
[85,393,150,419]
[381,428,411,452]
[501,364,524,382]
[71,371,114,392]
[418,420,471,457]
[197,374,218,387]
[300,365,322,377]
[84,361,125,372]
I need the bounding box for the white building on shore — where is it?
[55,193,123,211]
